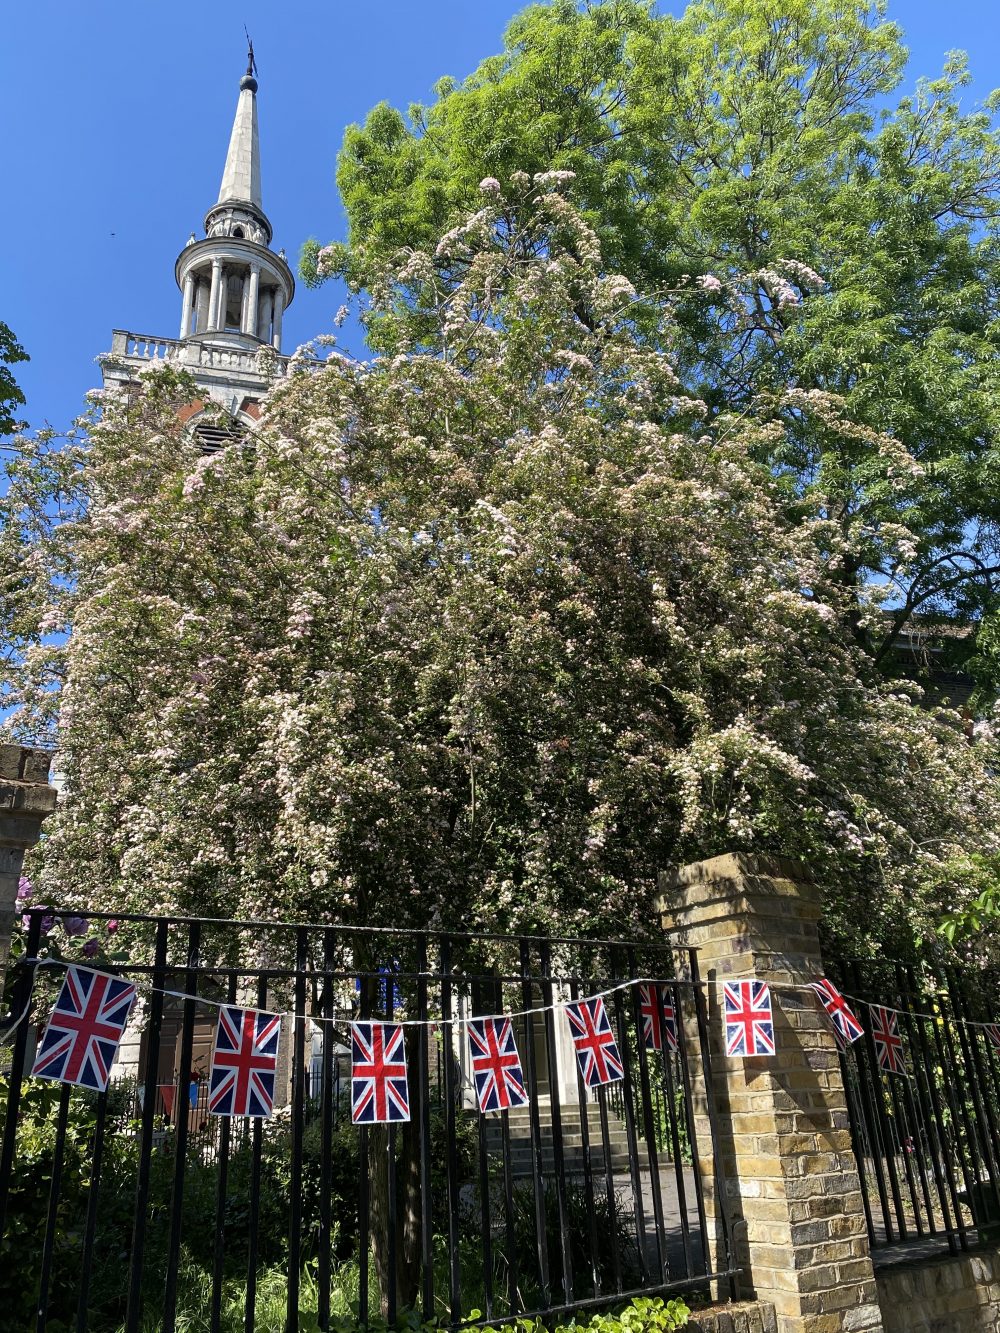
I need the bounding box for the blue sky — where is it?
[2,0,998,436]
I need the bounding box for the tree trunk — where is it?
[367,1024,424,1315]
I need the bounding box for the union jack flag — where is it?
[565,996,624,1088]
[638,983,679,1054]
[32,966,137,1092]
[468,1017,529,1113]
[209,1006,281,1118]
[723,980,774,1057]
[985,1024,1000,1054]
[809,978,864,1048]
[351,1022,410,1123]
[870,1005,906,1076]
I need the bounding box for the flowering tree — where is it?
[305,0,1000,695]
[6,172,1000,1314]
[4,175,999,959]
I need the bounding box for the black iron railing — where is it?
[0,910,735,1333]
[831,957,1000,1257]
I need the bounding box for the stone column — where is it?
[207,259,223,331]
[194,277,210,335]
[243,264,261,337]
[179,271,196,339]
[0,745,57,995]
[271,288,284,349]
[657,853,882,1333]
[257,288,273,343]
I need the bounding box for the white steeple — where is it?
[218,72,262,211]
[172,51,294,353]
[101,45,296,445]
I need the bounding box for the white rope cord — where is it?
[6,959,679,1032]
[3,956,997,1040]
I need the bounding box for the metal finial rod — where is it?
[244,27,257,78]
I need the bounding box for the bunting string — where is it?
[3,955,998,1036]
[6,955,1000,1118]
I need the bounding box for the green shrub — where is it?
[0,1076,687,1332]
[476,1177,643,1312]
[325,1295,691,1333]
[0,1077,110,1327]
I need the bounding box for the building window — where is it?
[192,417,247,454]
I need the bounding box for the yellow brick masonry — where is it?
[655,853,883,1333]
[687,1300,779,1332]
[876,1249,1000,1332]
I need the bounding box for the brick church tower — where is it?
[100,49,295,447]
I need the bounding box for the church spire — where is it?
[217,58,262,211]
[202,52,274,249]
[103,40,295,440]
[168,46,293,356]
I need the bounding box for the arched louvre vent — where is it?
[192,418,247,454]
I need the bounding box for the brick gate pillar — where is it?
[656,853,882,1333]
[0,745,57,993]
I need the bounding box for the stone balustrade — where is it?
[107,330,288,378]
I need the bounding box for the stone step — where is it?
[481,1113,627,1131]
[497,1101,607,1119]
[482,1129,632,1150]
[481,1148,634,1177]
[491,1145,633,1163]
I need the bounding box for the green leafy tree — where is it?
[306,0,1000,693]
[0,322,28,436]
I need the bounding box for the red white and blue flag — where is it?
[32,966,137,1092]
[209,1006,281,1118]
[639,984,679,1054]
[985,1024,1000,1054]
[565,996,624,1088]
[870,1006,906,1076]
[468,1016,529,1113]
[723,980,774,1057]
[351,1021,410,1123]
[809,978,864,1048]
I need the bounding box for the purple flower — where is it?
[16,876,33,905]
[22,903,50,930]
[40,914,54,933]
[82,938,100,959]
[62,916,90,938]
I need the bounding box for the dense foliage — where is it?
[0,321,28,437]
[306,0,1000,697]
[0,1076,466,1330]
[5,174,999,951]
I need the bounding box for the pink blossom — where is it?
[696,274,723,294]
[479,177,502,195]
[107,920,120,934]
